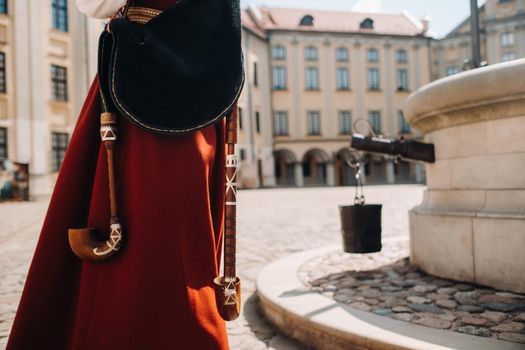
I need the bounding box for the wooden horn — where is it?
[68,110,123,262]
[213,106,241,321]
[70,2,133,262]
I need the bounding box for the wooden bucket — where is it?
[339,204,382,253]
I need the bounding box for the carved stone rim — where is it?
[404,58,525,134]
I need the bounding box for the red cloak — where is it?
[7,52,229,350]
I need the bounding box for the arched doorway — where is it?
[335,148,357,186]
[364,155,387,184]
[302,149,330,186]
[273,149,297,186]
[394,159,416,183]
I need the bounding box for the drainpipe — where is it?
[245,35,256,163]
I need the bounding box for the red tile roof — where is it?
[242,6,426,37]
[241,9,267,38]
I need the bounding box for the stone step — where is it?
[256,246,525,350]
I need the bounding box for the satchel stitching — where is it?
[110,29,245,134]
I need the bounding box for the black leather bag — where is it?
[98,0,244,134]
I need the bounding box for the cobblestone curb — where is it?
[299,241,525,345]
[257,242,525,350]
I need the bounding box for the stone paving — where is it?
[0,200,47,349]
[0,185,424,349]
[300,245,525,345]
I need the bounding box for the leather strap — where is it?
[127,7,162,24]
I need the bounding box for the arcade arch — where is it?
[334,148,357,186]
[302,149,330,186]
[273,149,297,186]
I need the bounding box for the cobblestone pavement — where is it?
[0,200,47,349]
[0,185,424,349]
[300,244,525,345]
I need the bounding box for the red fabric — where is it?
[6,74,228,349]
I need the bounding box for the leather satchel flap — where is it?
[104,0,244,134]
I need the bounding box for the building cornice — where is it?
[483,11,525,25]
[274,138,352,144]
[242,24,268,41]
[267,29,433,42]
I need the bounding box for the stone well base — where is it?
[410,206,525,294]
[404,60,525,296]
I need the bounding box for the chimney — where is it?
[421,15,431,34]
[248,4,263,22]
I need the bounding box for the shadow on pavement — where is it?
[243,293,311,350]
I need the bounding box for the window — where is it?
[336,68,350,90]
[272,67,287,90]
[253,62,258,87]
[0,0,7,14]
[399,111,411,134]
[238,107,243,130]
[51,132,69,172]
[255,111,261,134]
[0,52,6,93]
[446,66,460,76]
[272,45,286,60]
[339,111,352,135]
[396,49,408,64]
[240,149,246,161]
[501,52,516,62]
[360,18,374,29]
[396,69,409,91]
[367,48,379,63]
[52,0,68,32]
[368,111,381,134]
[336,47,349,62]
[0,127,6,159]
[274,111,289,136]
[501,32,515,47]
[300,15,314,26]
[305,67,320,90]
[305,46,318,61]
[307,111,321,135]
[51,65,68,102]
[367,68,380,90]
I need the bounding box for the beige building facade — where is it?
[237,22,276,188]
[432,0,525,79]
[0,0,103,194]
[241,7,431,187]
[239,2,525,188]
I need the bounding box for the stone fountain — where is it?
[404,58,525,293]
